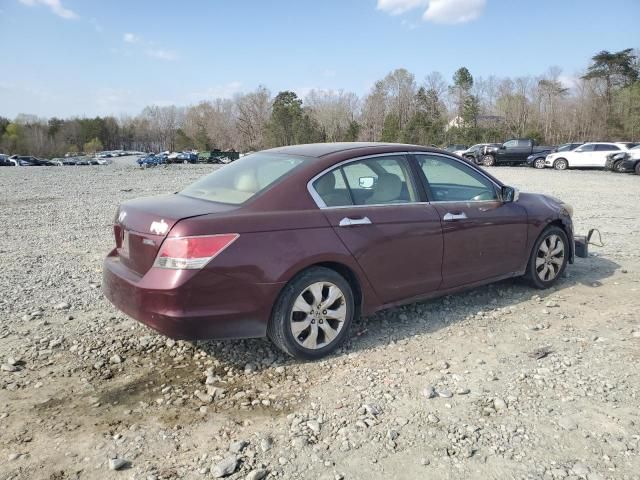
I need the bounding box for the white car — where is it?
[545,142,629,170]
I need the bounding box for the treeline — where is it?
[1,48,639,157]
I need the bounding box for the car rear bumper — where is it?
[102,249,284,340]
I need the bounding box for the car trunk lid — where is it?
[114,194,237,276]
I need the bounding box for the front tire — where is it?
[613,160,625,173]
[482,155,496,167]
[533,158,546,169]
[635,162,640,175]
[553,158,568,170]
[268,267,355,360]
[524,226,569,289]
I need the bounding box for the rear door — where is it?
[508,139,532,163]
[311,154,443,304]
[413,153,528,289]
[594,144,621,167]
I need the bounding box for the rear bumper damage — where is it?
[102,249,284,340]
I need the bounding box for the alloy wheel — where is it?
[534,158,545,169]
[482,155,495,167]
[290,281,346,350]
[535,234,565,282]
[554,159,568,170]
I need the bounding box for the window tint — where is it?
[313,169,353,207]
[503,140,518,148]
[181,152,306,205]
[595,144,619,151]
[313,155,417,207]
[576,144,595,152]
[517,139,531,147]
[416,154,498,202]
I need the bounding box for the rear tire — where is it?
[267,267,355,360]
[553,158,568,170]
[524,226,569,289]
[613,160,625,173]
[635,162,640,175]
[482,155,495,167]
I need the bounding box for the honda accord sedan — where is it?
[103,142,577,359]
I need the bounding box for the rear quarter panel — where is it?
[171,209,383,314]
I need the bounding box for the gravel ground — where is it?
[0,157,639,480]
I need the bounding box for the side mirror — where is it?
[501,186,519,203]
[499,145,506,150]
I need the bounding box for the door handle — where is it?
[443,212,467,221]
[339,216,372,227]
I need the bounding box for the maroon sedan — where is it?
[103,143,578,359]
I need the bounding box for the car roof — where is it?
[263,142,439,158]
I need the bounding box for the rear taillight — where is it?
[153,234,239,270]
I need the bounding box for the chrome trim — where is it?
[339,216,372,227]
[306,152,416,209]
[443,212,468,221]
[306,150,503,209]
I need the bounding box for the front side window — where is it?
[181,152,307,204]
[576,144,595,152]
[416,154,498,202]
[313,155,417,207]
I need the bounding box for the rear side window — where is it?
[312,155,417,207]
[595,144,619,151]
[181,153,306,204]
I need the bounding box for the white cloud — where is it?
[145,48,178,61]
[188,82,243,101]
[377,0,429,15]
[123,32,140,43]
[18,0,78,19]
[377,0,486,24]
[423,0,485,24]
[558,75,579,90]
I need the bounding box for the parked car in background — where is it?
[62,157,79,165]
[526,143,583,169]
[176,152,198,163]
[198,150,241,163]
[481,139,554,166]
[103,142,583,359]
[137,154,165,167]
[9,155,55,166]
[444,144,468,156]
[459,144,495,164]
[545,142,629,170]
[605,145,640,174]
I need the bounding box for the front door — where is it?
[413,153,528,289]
[570,144,596,167]
[311,154,443,304]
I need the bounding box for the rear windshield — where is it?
[180,152,307,204]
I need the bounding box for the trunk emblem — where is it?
[118,211,127,223]
[150,219,168,235]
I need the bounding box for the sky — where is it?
[1,0,639,119]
